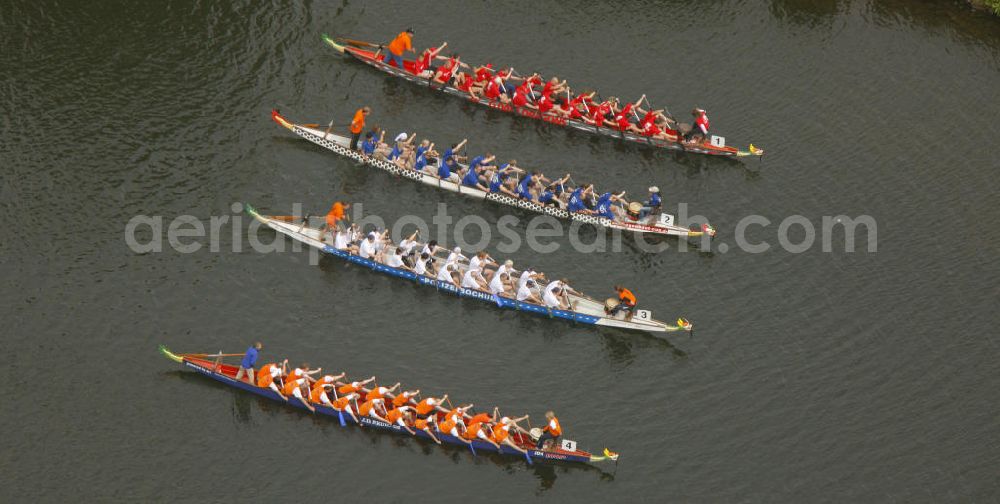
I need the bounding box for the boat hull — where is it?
[165,350,596,464]
[326,37,760,158]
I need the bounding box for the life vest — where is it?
[544,417,562,437]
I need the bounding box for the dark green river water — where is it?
[2,0,999,501]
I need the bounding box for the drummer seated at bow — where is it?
[684,107,710,144]
[411,42,448,77]
[640,186,662,218]
[535,411,562,450]
[606,285,637,321]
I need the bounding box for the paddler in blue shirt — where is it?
[438,156,461,182]
[462,164,489,191]
[441,138,468,164]
[538,174,571,207]
[468,152,496,172]
[595,191,626,220]
[361,131,381,156]
[567,184,595,214]
[489,163,522,196]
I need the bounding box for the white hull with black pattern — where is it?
[272,110,716,240]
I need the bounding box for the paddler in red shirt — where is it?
[511,80,534,108]
[411,42,448,78]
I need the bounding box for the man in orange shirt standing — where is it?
[324,201,350,242]
[383,28,415,68]
[349,106,370,151]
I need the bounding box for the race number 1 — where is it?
[710,135,726,148]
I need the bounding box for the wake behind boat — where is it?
[272,109,717,240]
[159,346,620,465]
[245,203,693,335]
[324,34,763,159]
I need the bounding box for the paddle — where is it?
[331,387,347,426]
[335,37,381,49]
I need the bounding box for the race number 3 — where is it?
[634,309,651,321]
[710,135,726,148]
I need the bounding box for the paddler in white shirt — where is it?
[543,278,578,310]
[446,246,467,266]
[516,278,543,304]
[437,261,460,287]
[489,269,511,297]
[461,266,488,290]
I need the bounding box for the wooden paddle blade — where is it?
[336,37,381,49]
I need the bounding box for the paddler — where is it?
[607,285,637,321]
[337,376,376,396]
[385,405,417,434]
[462,419,501,449]
[235,341,262,384]
[492,414,532,455]
[282,376,315,413]
[349,106,371,151]
[309,381,338,410]
[286,362,321,385]
[516,278,543,304]
[543,278,580,311]
[358,396,390,423]
[256,359,288,399]
[535,410,562,450]
[331,392,362,424]
[364,382,401,402]
[391,388,420,408]
[415,393,449,419]
[383,28,415,68]
[312,372,347,392]
[407,409,442,444]
[411,42,447,77]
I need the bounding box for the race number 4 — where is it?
[634,309,651,321]
[710,135,726,148]
[560,439,577,452]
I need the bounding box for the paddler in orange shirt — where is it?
[383,28,415,68]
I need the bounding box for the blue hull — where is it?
[181,359,591,463]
